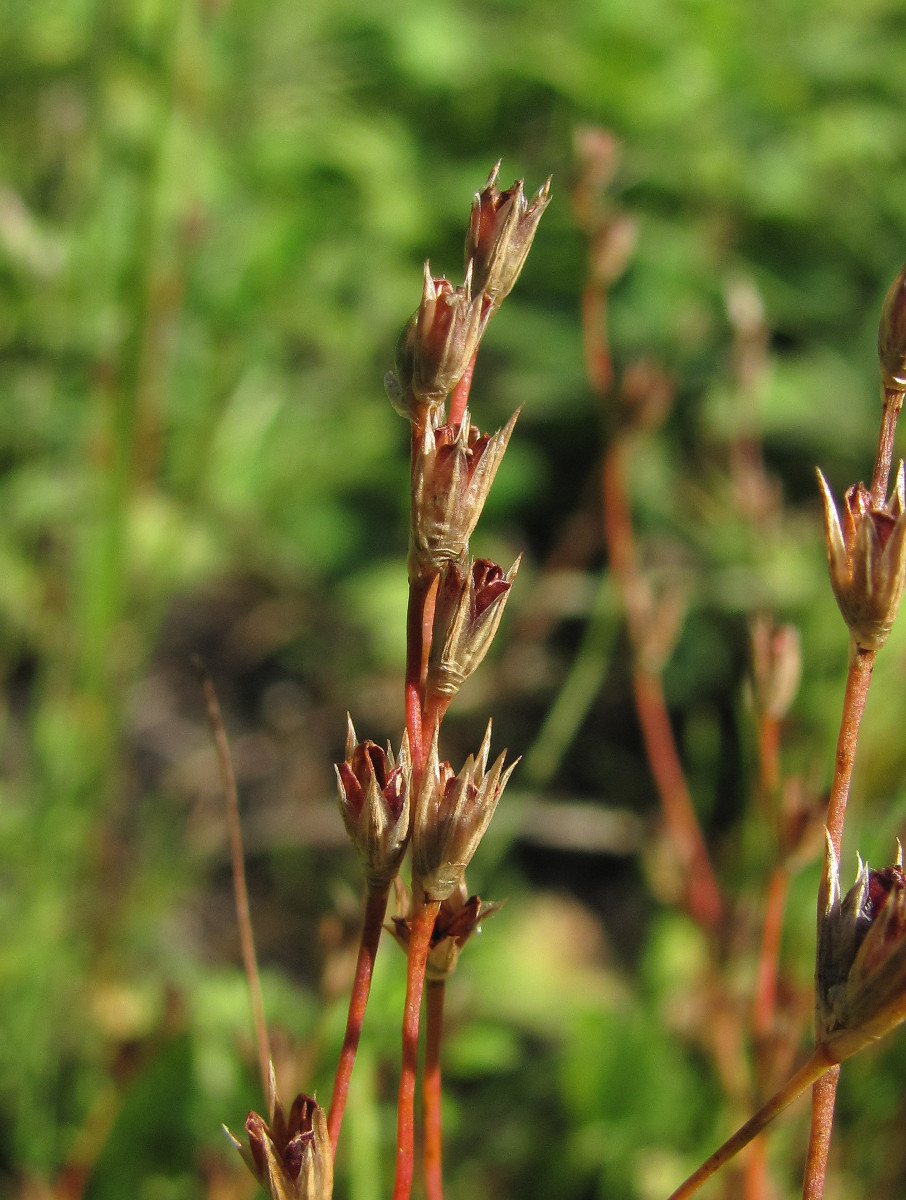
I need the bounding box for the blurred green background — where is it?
[6,1,906,1197]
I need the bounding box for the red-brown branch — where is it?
[802,646,874,1198]
[328,884,391,1154]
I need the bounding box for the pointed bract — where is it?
[817,464,906,650]
[466,163,552,307]
[816,834,906,1063]
[409,410,518,579]
[879,260,906,392]
[335,718,411,889]
[412,722,517,901]
[225,1070,332,1200]
[389,264,485,420]
[427,556,520,699]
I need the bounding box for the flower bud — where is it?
[335,718,411,889]
[817,463,906,650]
[226,1067,333,1200]
[388,263,485,419]
[388,876,504,981]
[409,409,518,580]
[412,722,517,902]
[878,261,906,392]
[466,162,551,308]
[427,556,520,700]
[816,833,906,1062]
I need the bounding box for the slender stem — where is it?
[393,898,441,1200]
[601,441,723,930]
[328,884,391,1155]
[869,387,903,506]
[631,666,724,929]
[449,351,477,428]
[422,691,452,745]
[196,663,271,1101]
[581,281,613,394]
[802,1067,841,1200]
[801,644,874,1198]
[424,980,446,1200]
[824,646,875,859]
[668,1048,835,1200]
[753,866,790,1038]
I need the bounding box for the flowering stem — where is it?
[449,351,477,428]
[424,979,446,1200]
[668,1047,835,1200]
[392,897,441,1200]
[328,884,391,1155]
[801,642,874,1198]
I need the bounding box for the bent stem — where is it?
[600,428,723,931]
[668,1047,835,1200]
[801,643,875,1198]
[424,980,445,1200]
[328,884,391,1155]
[392,896,441,1200]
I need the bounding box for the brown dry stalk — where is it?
[196,660,272,1104]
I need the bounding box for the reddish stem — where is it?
[869,388,903,506]
[631,666,724,929]
[801,645,874,1198]
[449,351,477,428]
[327,884,390,1154]
[802,1067,841,1200]
[424,980,446,1200]
[757,714,782,805]
[581,283,613,394]
[422,691,452,744]
[393,898,441,1200]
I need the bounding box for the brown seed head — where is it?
[412,722,517,901]
[335,717,411,889]
[749,616,802,721]
[409,410,518,580]
[817,835,906,1062]
[225,1066,333,1200]
[387,264,485,421]
[817,463,906,650]
[466,162,551,308]
[427,555,520,700]
[878,261,906,392]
